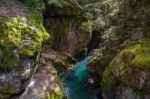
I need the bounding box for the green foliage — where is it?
[0,84,15,94]
[21,0,44,10]
[93,17,109,30]
[47,92,64,99]
[76,0,102,5]
[90,49,103,62]
[47,79,64,99]
[101,65,114,89]
[80,20,93,36]
[102,26,118,41]
[48,0,81,9]
[48,0,71,8]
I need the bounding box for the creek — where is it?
[60,57,100,99]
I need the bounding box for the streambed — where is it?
[60,57,100,99]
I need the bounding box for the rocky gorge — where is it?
[0,0,150,99]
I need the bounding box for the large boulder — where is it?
[0,0,51,98]
[40,48,76,73]
[19,65,64,99]
[102,39,150,99]
[0,0,49,68]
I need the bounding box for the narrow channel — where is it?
[60,57,101,99]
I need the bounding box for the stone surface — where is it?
[0,0,50,98]
[40,48,76,73]
[43,0,92,56]
[19,66,64,99]
[102,39,150,99]
[86,0,150,99]
[43,0,83,16]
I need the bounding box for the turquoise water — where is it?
[60,57,99,99]
[74,57,89,81]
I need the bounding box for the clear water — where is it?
[60,57,98,99]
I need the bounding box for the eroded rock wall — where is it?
[86,0,150,99]
[0,0,64,99]
[43,0,92,56]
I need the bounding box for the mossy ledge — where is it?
[114,38,150,69]
[102,38,150,97]
[0,14,49,68]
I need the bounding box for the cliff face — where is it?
[0,0,92,98]
[0,0,150,99]
[86,0,150,99]
[0,0,64,99]
[43,0,92,56]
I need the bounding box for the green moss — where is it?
[146,8,150,16]
[103,39,150,91]
[0,84,15,94]
[21,0,44,10]
[48,0,72,8]
[0,84,16,99]
[47,92,64,99]
[102,65,113,89]
[18,41,41,56]
[0,15,49,68]
[47,81,64,99]
[123,39,150,69]
[80,20,93,37]
[27,12,50,43]
[48,0,81,10]
[110,39,150,70]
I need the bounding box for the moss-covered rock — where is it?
[0,0,50,98]
[0,13,49,68]
[0,84,15,99]
[84,0,150,98]
[102,39,150,98]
